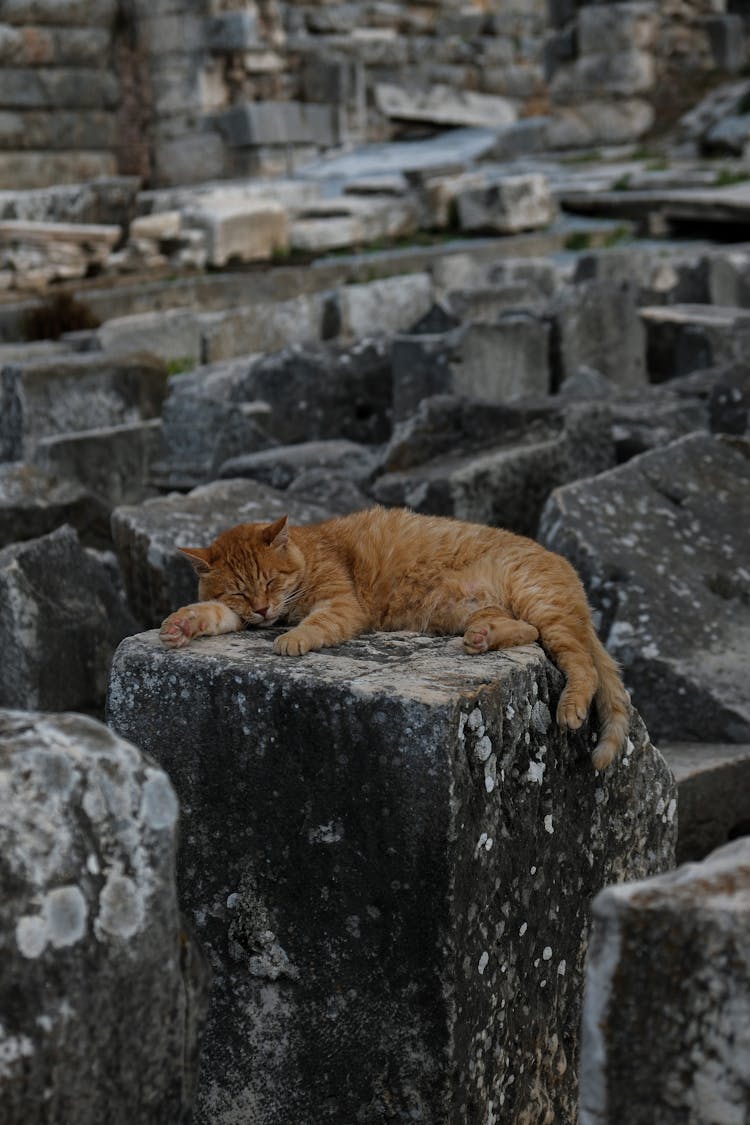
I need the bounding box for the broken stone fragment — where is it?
[540,432,750,743]
[581,837,750,1125]
[0,708,209,1125]
[0,525,138,712]
[108,630,675,1125]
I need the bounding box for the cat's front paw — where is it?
[556,687,590,731]
[273,628,317,656]
[160,607,205,648]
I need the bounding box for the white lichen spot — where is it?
[86,853,100,876]
[96,871,144,940]
[544,814,554,835]
[667,798,677,823]
[530,866,537,876]
[457,712,468,744]
[468,708,484,732]
[475,735,493,763]
[656,797,666,816]
[16,886,87,958]
[45,886,87,949]
[140,771,178,831]
[526,760,545,785]
[626,738,635,757]
[542,946,552,961]
[485,837,493,851]
[519,922,527,937]
[505,705,515,720]
[484,755,497,793]
[557,960,567,976]
[478,951,489,975]
[16,914,47,959]
[0,1024,34,1079]
[226,893,238,910]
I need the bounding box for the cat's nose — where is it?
[254,605,269,618]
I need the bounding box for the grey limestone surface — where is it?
[0,525,138,712]
[660,741,750,863]
[0,708,209,1125]
[581,838,750,1125]
[0,461,110,548]
[107,629,675,1125]
[540,432,750,744]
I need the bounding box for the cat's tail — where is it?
[590,637,631,771]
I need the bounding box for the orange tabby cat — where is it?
[160,507,630,769]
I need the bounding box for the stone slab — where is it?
[33,418,162,508]
[0,707,208,1125]
[660,741,750,864]
[0,461,110,548]
[539,432,750,744]
[374,83,517,129]
[108,630,675,1125]
[581,838,750,1125]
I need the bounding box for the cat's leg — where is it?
[160,601,243,648]
[534,623,599,732]
[274,597,368,656]
[462,606,539,654]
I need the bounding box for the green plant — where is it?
[602,225,632,248]
[714,167,749,188]
[563,231,593,251]
[612,173,632,192]
[166,356,195,376]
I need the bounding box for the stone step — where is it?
[659,742,750,864]
[581,837,750,1125]
[107,629,675,1125]
[640,302,750,381]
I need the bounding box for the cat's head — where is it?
[178,515,304,628]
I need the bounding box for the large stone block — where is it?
[0,0,117,24]
[539,432,750,744]
[549,280,646,389]
[218,439,377,490]
[0,461,109,548]
[0,525,138,711]
[0,67,119,110]
[107,630,675,1125]
[581,838,750,1125]
[338,273,433,341]
[184,199,289,267]
[641,303,750,382]
[662,741,750,863]
[373,402,613,536]
[111,479,333,627]
[0,352,168,461]
[0,150,117,190]
[0,708,208,1125]
[456,173,557,234]
[392,315,550,422]
[33,418,162,508]
[216,102,339,149]
[96,309,209,363]
[374,82,517,128]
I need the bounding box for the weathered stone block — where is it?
[0,150,117,190]
[206,10,260,51]
[578,2,658,54]
[0,461,109,548]
[0,352,168,461]
[184,199,288,267]
[216,102,339,149]
[0,0,116,24]
[550,280,646,389]
[33,418,162,508]
[374,82,517,128]
[107,631,675,1125]
[0,525,138,711]
[581,838,750,1125]
[456,173,557,234]
[111,480,332,627]
[373,402,613,536]
[201,294,325,363]
[339,273,433,341]
[641,303,750,381]
[96,308,209,363]
[539,432,750,744]
[661,741,750,863]
[0,708,208,1125]
[0,67,119,110]
[218,439,377,490]
[392,315,550,421]
[0,110,116,151]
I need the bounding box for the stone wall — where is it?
[0,0,745,189]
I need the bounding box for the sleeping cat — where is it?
[159,507,630,770]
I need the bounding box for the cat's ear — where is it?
[178,546,213,575]
[262,515,289,549]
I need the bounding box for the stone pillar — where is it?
[581,838,750,1125]
[0,709,209,1125]
[108,629,675,1124]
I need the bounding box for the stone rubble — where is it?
[0,26,750,1120]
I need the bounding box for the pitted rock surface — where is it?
[540,432,750,743]
[108,629,675,1125]
[0,709,208,1125]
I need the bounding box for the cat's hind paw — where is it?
[556,688,589,731]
